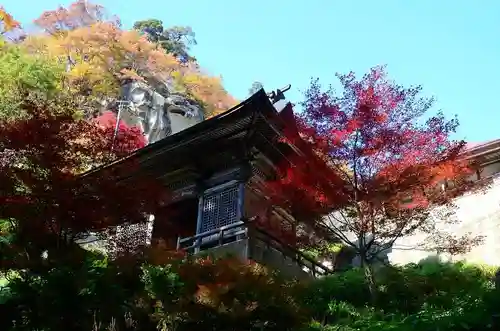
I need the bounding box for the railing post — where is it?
[176,236,181,250]
[218,228,224,246]
[236,182,245,240]
[194,193,204,254]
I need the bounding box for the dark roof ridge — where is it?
[82,89,275,177]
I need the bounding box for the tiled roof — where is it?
[465,139,500,151]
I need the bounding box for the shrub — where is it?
[1,250,307,331]
[300,260,500,331]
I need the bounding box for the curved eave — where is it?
[463,139,500,162]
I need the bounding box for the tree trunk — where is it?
[359,254,377,304]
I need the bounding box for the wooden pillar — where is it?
[236,182,245,222]
[194,181,205,254]
[237,160,251,228]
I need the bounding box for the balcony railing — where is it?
[176,219,333,278]
[176,221,247,253]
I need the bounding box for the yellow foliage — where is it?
[23,6,238,118]
[181,72,237,115]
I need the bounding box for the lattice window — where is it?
[201,184,239,233]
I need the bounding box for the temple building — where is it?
[83,77,500,272]
[81,88,334,279]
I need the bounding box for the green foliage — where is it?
[299,260,500,331]
[0,41,63,121]
[4,218,500,331]
[1,250,306,331]
[1,251,148,331]
[302,242,345,260]
[3,237,500,331]
[133,19,197,63]
[248,81,264,96]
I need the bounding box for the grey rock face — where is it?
[110,80,205,145]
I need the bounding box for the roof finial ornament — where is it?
[267,84,291,104]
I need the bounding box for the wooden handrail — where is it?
[177,221,246,248]
[177,229,247,251]
[176,218,333,276]
[178,220,245,244]
[248,224,331,275]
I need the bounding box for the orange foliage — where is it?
[25,1,237,117]
[144,247,306,325]
[33,0,120,35]
[0,7,20,33]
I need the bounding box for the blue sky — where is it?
[3,0,500,142]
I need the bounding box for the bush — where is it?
[3,249,500,331]
[1,250,306,331]
[300,260,500,331]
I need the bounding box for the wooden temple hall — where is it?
[86,89,332,279]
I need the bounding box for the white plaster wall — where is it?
[388,174,500,266]
[483,163,500,178]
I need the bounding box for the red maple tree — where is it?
[0,94,166,271]
[266,66,484,273]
